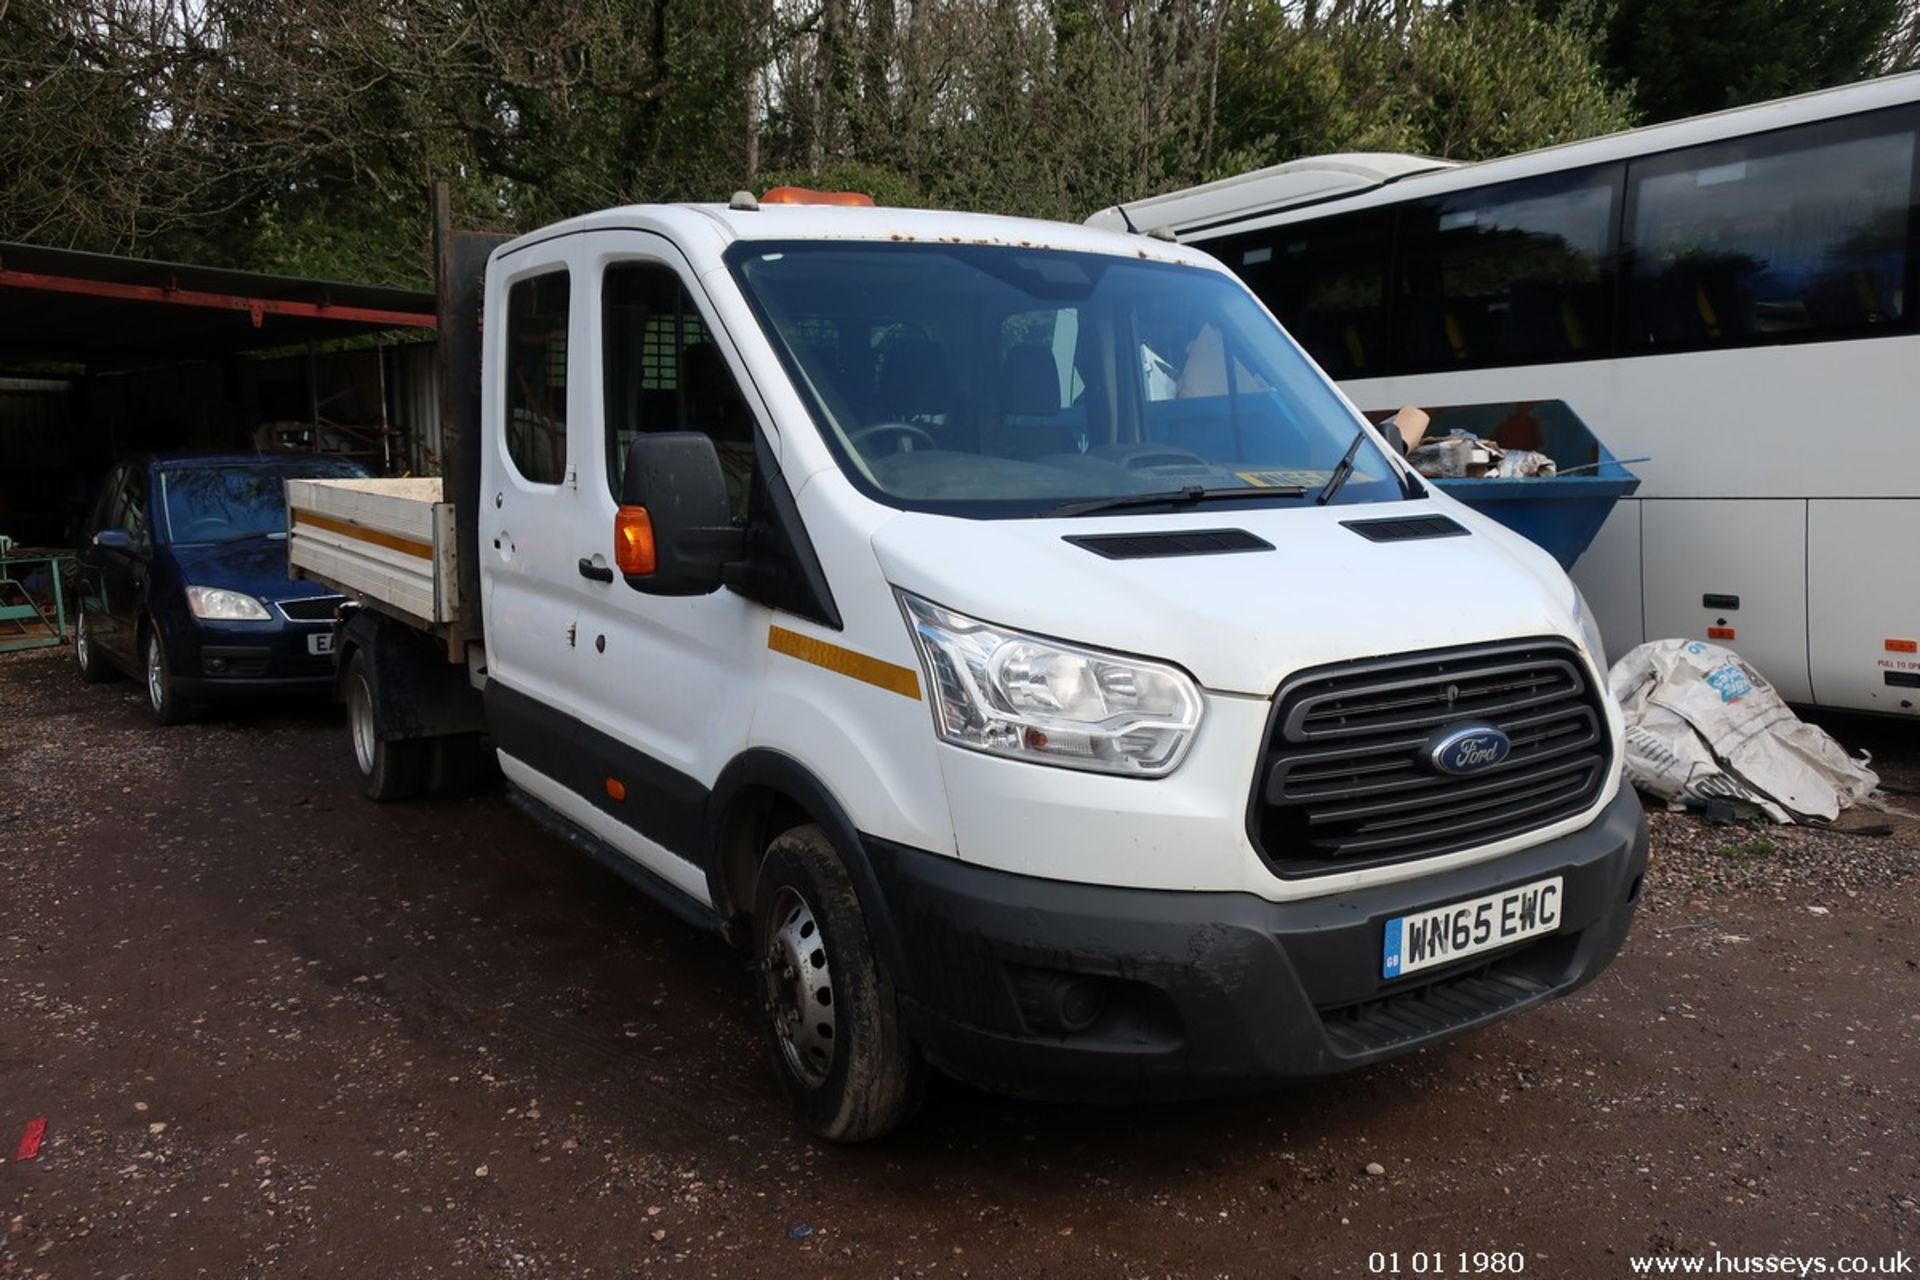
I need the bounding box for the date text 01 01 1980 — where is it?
[1370,1251,1527,1275]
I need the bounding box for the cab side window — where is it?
[602,263,757,519]
[504,271,571,485]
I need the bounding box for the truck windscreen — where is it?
[728,241,1403,518]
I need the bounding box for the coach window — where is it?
[1393,166,1618,373]
[1214,211,1392,381]
[503,271,571,485]
[1625,114,1916,350]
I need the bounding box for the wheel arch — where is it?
[334,606,485,741]
[137,610,179,678]
[703,749,907,989]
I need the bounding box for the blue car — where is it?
[72,452,370,724]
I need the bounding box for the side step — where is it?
[504,785,725,936]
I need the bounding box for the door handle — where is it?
[577,557,614,583]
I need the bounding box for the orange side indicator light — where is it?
[615,505,656,576]
[1887,638,1917,654]
[606,778,627,802]
[1707,626,1736,641]
[760,186,876,207]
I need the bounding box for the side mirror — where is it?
[617,433,747,596]
[93,529,134,552]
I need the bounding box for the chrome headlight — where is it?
[897,591,1202,776]
[186,585,271,621]
[1572,585,1607,673]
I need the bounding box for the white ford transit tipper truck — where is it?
[287,188,1648,1141]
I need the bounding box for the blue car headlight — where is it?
[186,585,271,622]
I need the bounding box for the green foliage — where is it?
[0,0,1898,288]
[1211,1,1636,178]
[1400,4,1639,159]
[1538,0,1905,123]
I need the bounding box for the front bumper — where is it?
[172,670,334,698]
[862,786,1647,1100]
[164,619,334,698]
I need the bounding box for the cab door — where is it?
[479,247,589,746]
[564,237,774,902]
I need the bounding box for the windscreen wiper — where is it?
[1314,429,1369,506]
[1044,484,1307,519]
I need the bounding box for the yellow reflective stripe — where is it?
[292,509,434,561]
[768,625,921,700]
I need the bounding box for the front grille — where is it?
[275,594,344,623]
[1251,639,1610,877]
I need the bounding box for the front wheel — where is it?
[755,824,924,1141]
[345,649,428,801]
[144,627,193,725]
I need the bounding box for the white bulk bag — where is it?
[1607,639,1877,823]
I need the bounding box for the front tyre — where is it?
[144,627,193,725]
[345,648,428,801]
[754,824,924,1142]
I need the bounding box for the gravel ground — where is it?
[1,644,1916,1279]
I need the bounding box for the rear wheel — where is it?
[144,627,193,725]
[346,649,428,801]
[754,824,924,1141]
[75,611,115,683]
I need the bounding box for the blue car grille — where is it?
[275,594,344,622]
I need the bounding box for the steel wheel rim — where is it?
[348,675,377,776]
[146,636,164,710]
[764,886,836,1088]
[76,614,90,667]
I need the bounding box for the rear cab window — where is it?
[504,271,572,485]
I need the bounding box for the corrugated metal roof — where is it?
[0,241,435,369]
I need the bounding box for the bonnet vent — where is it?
[1064,528,1274,560]
[1340,515,1468,544]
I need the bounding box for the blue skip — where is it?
[1408,400,1644,572]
